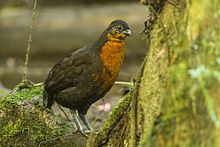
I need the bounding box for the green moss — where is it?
[0,83,43,110]
[101,91,132,132]
[0,82,77,146]
[88,91,133,146]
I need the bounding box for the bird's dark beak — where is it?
[123,29,132,36]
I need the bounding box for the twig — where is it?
[115,81,133,88]
[33,82,44,87]
[57,104,71,122]
[22,0,38,82]
[131,56,148,147]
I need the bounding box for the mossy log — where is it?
[0,83,88,146]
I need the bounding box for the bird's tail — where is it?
[43,90,54,109]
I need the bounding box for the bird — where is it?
[43,20,131,131]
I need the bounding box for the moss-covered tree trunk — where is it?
[88,0,186,146]
[151,0,220,146]
[88,0,220,146]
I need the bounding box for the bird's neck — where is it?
[100,39,125,75]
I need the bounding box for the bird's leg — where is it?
[78,113,93,131]
[70,109,83,131]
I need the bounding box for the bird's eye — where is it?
[116,25,123,30]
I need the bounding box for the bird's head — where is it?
[106,20,131,42]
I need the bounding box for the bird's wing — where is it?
[44,52,88,94]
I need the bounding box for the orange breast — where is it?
[93,40,125,86]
